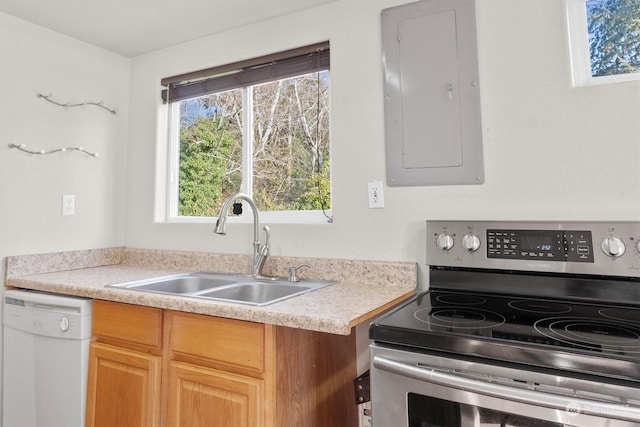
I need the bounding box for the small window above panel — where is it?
[566,0,640,87]
[382,0,484,186]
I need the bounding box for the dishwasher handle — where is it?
[373,355,640,424]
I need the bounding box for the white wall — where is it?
[0,12,130,270]
[125,0,640,280]
[0,12,130,421]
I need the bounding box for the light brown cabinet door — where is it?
[167,361,264,427]
[85,342,162,427]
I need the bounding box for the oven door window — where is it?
[408,394,460,426]
[408,393,566,427]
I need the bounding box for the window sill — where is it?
[163,210,333,225]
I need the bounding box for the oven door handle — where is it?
[373,355,640,423]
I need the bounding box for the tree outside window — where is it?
[173,71,330,218]
[587,0,640,77]
[162,44,331,221]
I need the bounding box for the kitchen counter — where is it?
[4,247,416,335]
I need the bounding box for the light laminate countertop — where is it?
[4,247,417,335]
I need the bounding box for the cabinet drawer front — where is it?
[92,300,162,349]
[168,311,265,373]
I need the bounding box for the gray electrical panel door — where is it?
[382,0,483,186]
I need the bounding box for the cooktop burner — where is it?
[508,300,572,314]
[435,294,486,305]
[414,306,506,329]
[534,317,640,353]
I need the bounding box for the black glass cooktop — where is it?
[370,289,640,381]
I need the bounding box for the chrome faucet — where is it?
[214,193,270,277]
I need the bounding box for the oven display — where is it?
[487,229,594,262]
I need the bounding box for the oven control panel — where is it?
[427,220,640,277]
[486,228,594,263]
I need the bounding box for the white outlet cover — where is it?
[368,181,384,208]
[62,194,75,216]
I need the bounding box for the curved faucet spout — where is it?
[215,193,260,242]
[214,193,270,277]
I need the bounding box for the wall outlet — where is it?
[368,181,384,208]
[62,194,75,216]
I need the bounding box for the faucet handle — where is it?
[262,225,271,252]
[288,263,311,282]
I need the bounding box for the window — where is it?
[567,0,640,85]
[161,43,332,222]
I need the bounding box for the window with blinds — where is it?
[162,42,332,222]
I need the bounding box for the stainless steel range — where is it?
[370,221,640,427]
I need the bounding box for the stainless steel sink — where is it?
[109,273,239,294]
[108,272,334,306]
[198,282,313,305]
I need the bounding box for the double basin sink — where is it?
[108,272,335,306]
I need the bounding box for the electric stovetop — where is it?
[370,288,640,382]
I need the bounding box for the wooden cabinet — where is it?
[85,301,163,427]
[86,300,357,427]
[165,311,268,427]
[85,343,162,427]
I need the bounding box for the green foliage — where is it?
[178,109,242,216]
[293,160,331,210]
[176,73,331,216]
[588,0,640,76]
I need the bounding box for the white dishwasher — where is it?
[3,289,92,427]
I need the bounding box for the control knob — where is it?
[601,237,626,258]
[436,233,454,251]
[462,234,481,252]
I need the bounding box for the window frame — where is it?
[162,44,332,224]
[566,0,640,86]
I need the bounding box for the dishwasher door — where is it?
[3,290,92,427]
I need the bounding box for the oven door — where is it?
[370,344,640,427]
